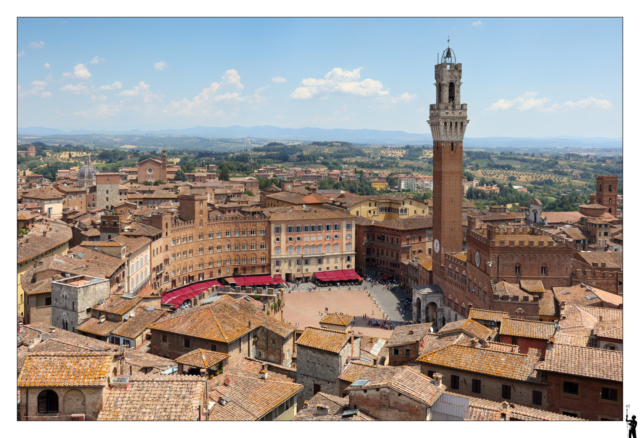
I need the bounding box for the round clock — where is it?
[475,251,481,267]
[433,239,440,254]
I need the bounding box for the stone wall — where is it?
[51,278,110,333]
[545,373,622,420]
[348,386,428,421]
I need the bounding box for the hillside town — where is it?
[16,47,623,422]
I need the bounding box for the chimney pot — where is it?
[433,373,443,387]
[316,405,329,416]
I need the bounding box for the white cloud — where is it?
[89,56,105,64]
[472,21,482,26]
[255,85,270,93]
[222,69,244,89]
[416,108,426,113]
[291,67,389,100]
[154,61,168,70]
[390,92,417,104]
[74,103,123,118]
[59,83,89,94]
[19,80,51,98]
[487,92,613,112]
[118,81,161,103]
[44,63,50,69]
[18,51,25,58]
[540,97,614,112]
[64,63,92,79]
[271,77,287,83]
[99,81,123,91]
[30,41,45,49]
[486,91,549,111]
[91,94,108,101]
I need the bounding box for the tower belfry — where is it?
[428,43,469,269]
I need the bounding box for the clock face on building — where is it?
[475,251,481,267]
[433,239,440,254]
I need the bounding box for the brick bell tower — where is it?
[428,42,469,269]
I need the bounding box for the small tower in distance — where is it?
[595,175,619,215]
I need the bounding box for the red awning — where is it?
[227,275,283,287]
[161,280,222,309]
[315,269,362,282]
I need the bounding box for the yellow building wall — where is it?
[371,181,388,190]
[347,199,429,220]
[17,241,69,317]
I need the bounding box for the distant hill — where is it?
[17,125,622,148]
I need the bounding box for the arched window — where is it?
[515,264,521,275]
[304,246,309,255]
[448,82,455,103]
[609,198,612,204]
[296,246,301,255]
[317,245,323,254]
[38,390,59,414]
[288,247,293,255]
[275,247,280,256]
[541,265,547,276]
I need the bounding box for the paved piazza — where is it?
[282,285,402,338]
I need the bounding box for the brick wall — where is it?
[544,373,622,420]
[418,362,548,410]
[388,342,420,367]
[499,336,548,358]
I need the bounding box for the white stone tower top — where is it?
[427,42,470,142]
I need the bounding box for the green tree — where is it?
[153,179,166,185]
[174,169,187,181]
[508,175,517,183]
[243,189,255,196]
[463,171,475,182]
[218,167,230,181]
[142,180,153,186]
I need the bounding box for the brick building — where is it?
[417,343,547,410]
[136,150,170,183]
[57,186,88,214]
[356,216,432,281]
[148,295,295,366]
[94,173,120,209]
[536,344,622,420]
[595,175,619,216]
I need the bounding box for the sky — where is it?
[17,18,622,137]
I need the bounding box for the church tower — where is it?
[428,43,469,268]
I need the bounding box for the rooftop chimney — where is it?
[470,338,479,348]
[316,405,329,416]
[433,373,443,387]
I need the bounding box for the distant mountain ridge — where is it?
[17,125,622,148]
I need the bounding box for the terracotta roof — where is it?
[111,307,165,339]
[542,211,585,224]
[18,352,114,387]
[339,362,399,384]
[468,308,508,324]
[347,366,445,407]
[208,373,303,421]
[268,210,353,221]
[294,392,375,421]
[98,375,206,421]
[371,216,433,231]
[66,246,126,278]
[538,291,557,317]
[94,296,143,315]
[18,211,39,221]
[417,345,539,382]
[576,306,622,322]
[494,281,533,298]
[76,317,122,337]
[149,295,294,343]
[111,234,151,255]
[484,341,520,353]
[453,392,582,421]
[266,191,327,205]
[296,327,351,354]
[17,222,73,264]
[80,240,124,248]
[22,186,64,200]
[17,338,100,373]
[552,284,614,308]
[320,313,354,327]
[595,324,623,340]
[560,227,587,241]
[419,333,472,354]
[499,318,556,340]
[536,344,622,382]
[519,280,545,294]
[175,349,229,369]
[22,277,53,296]
[554,332,591,347]
[386,323,432,347]
[438,319,495,341]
